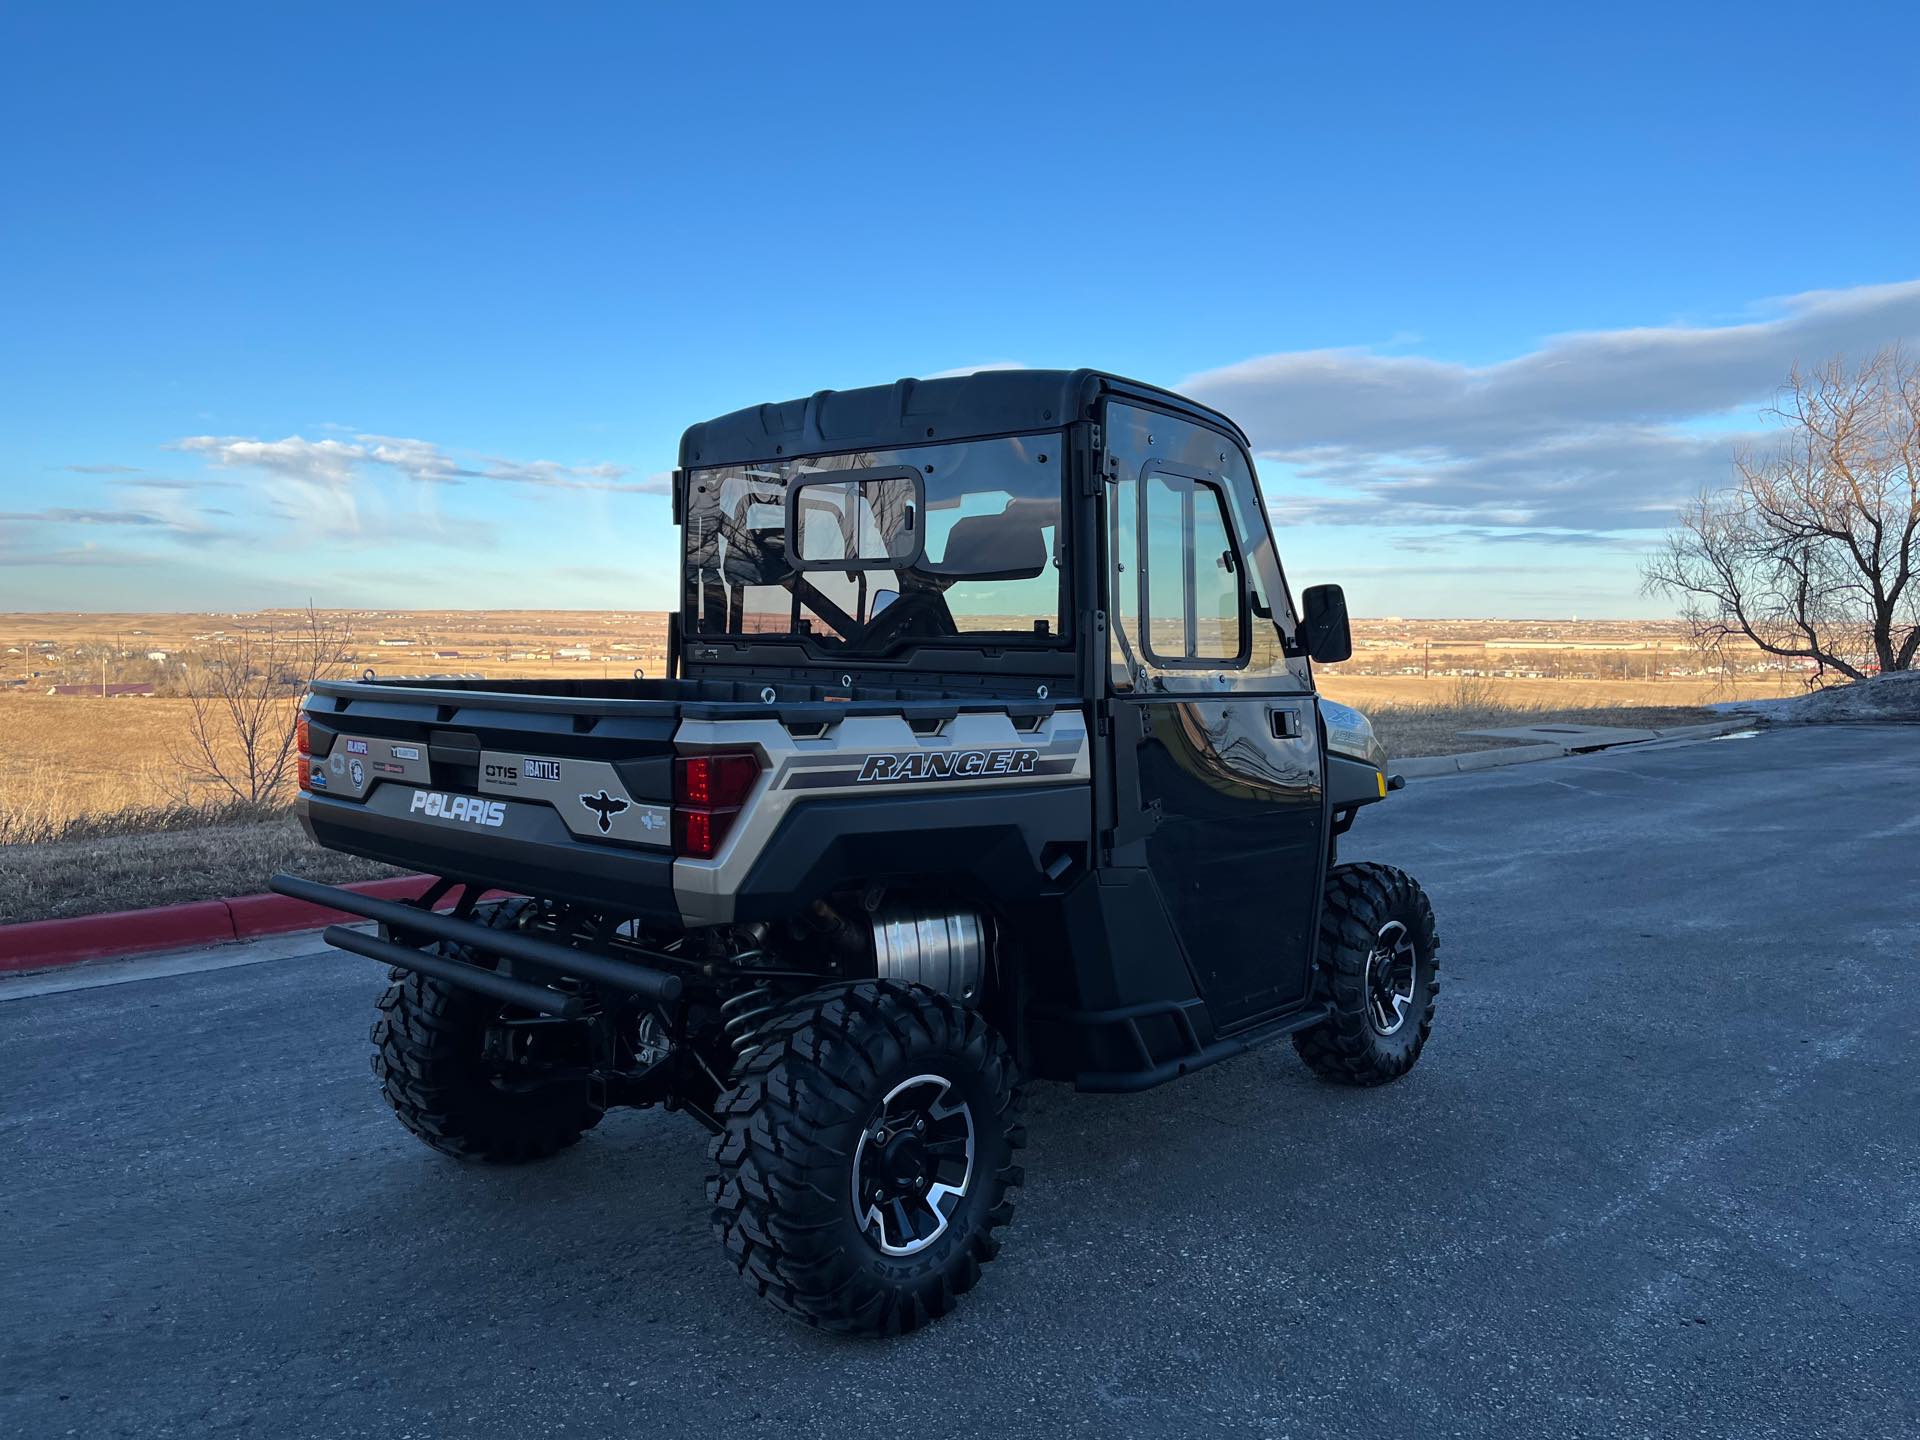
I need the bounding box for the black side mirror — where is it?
[1301,583,1353,664]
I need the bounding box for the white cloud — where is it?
[23,429,668,605]
[106,476,237,491]
[1183,279,1920,535]
[1,507,176,526]
[0,537,148,567]
[474,455,668,493]
[173,432,662,495]
[173,434,366,487]
[172,434,366,534]
[361,435,469,484]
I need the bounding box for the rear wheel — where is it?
[1293,863,1439,1085]
[707,980,1024,1336]
[369,899,604,1162]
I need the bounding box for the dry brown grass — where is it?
[0,693,223,831]
[1317,671,1794,712]
[0,795,276,847]
[1326,676,1726,758]
[0,812,399,924]
[0,694,395,921]
[1365,703,1721,758]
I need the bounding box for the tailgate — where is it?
[297,684,680,918]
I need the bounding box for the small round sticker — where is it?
[329,752,346,776]
[349,759,365,788]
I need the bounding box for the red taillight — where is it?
[675,753,758,808]
[673,807,719,858]
[672,751,759,858]
[295,715,314,793]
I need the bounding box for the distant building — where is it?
[49,683,157,697]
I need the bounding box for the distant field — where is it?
[0,606,1807,846]
[0,694,202,825]
[1316,673,1800,711]
[0,671,1795,835]
[0,666,1799,923]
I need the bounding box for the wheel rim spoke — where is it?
[852,1073,976,1257]
[1366,921,1417,1036]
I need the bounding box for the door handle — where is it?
[1269,707,1300,739]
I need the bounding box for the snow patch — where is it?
[1709,671,1920,724]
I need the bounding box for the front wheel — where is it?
[707,980,1024,1336]
[1293,862,1439,1085]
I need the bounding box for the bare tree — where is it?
[171,607,354,806]
[1646,347,1920,683]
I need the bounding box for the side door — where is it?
[1101,399,1325,1031]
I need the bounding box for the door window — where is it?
[1141,469,1246,665]
[1102,402,1307,690]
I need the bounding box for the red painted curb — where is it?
[0,875,440,975]
[225,875,439,940]
[0,900,238,973]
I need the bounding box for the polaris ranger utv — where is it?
[276,369,1438,1336]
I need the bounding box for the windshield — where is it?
[683,434,1065,656]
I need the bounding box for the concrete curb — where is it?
[0,875,437,975]
[1396,745,1563,778]
[1395,717,1758,780]
[1646,720,1761,740]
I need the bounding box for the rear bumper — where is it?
[270,873,684,1008]
[298,791,682,921]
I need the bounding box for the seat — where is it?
[933,507,1050,581]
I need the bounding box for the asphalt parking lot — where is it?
[4,724,1917,1439]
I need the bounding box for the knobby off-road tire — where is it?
[708,980,1025,1336]
[1293,862,1439,1085]
[369,898,604,1162]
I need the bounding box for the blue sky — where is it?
[3,2,1918,617]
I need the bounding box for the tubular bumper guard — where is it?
[269,874,684,1017]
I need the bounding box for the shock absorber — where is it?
[719,982,778,1064]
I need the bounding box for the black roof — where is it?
[678,368,1247,469]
